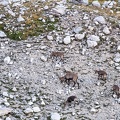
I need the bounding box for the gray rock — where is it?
[4,56,11,64]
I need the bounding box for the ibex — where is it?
[95,70,107,81]
[112,85,120,98]
[50,51,64,61]
[63,96,79,108]
[58,71,79,89]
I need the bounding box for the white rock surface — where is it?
[0,108,12,116]
[87,35,100,47]
[24,108,33,114]
[51,113,61,120]
[92,1,101,7]
[75,33,85,40]
[17,14,25,22]
[94,16,106,24]
[103,26,110,34]
[32,107,40,113]
[0,31,7,37]
[63,36,71,44]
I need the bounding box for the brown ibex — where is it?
[58,71,79,89]
[95,70,107,81]
[63,96,79,108]
[50,51,64,61]
[112,85,120,98]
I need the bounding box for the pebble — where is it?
[44,5,49,10]
[92,1,101,7]
[40,55,47,62]
[53,5,66,15]
[47,35,53,41]
[82,0,89,5]
[114,53,120,62]
[3,92,8,97]
[73,26,83,34]
[63,36,71,44]
[12,87,17,92]
[75,33,85,40]
[0,31,7,37]
[90,108,98,113]
[6,117,11,120]
[24,108,33,114]
[87,35,100,47]
[32,107,40,113]
[26,44,31,48]
[51,113,61,120]
[94,16,106,24]
[17,14,25,22]
[103,26,110,34]
[117,45,120,51]
[41,99,45,106]
[4,56,11,64]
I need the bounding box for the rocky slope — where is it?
[0,0,120,120]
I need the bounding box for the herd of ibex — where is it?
[50,51,120,107]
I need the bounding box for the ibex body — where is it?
[64,96,79,108]
[59,71,79,88]
[50,51,64,61]
[113,85,120,98]
[95,70,107,81]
